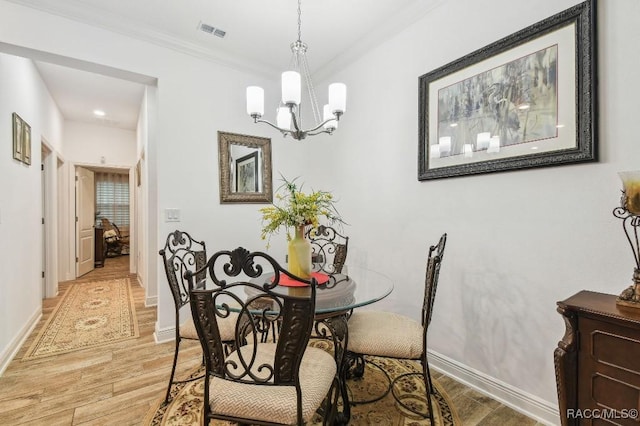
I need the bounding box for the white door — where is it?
[41,160,46,296]
[41,159,46,297]
[76,167,95,277]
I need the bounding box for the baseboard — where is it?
[428,349,560,426]
[137,275,158,307]
[145,295,157,307]
[154,324,176,344]
[0,307,42,376]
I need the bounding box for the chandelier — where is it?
[245,0,346,140]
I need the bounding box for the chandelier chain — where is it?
[297,0,302,42]
[301,53,322,124]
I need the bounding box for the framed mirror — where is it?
[218,131,273,203]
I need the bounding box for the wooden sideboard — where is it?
[555,290,640,425]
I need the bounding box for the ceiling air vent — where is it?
[198,22,226,38]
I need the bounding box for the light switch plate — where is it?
[165,208,181,222]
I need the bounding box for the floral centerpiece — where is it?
[260,176,343,278]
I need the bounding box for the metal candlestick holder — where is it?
[614,189,640,308]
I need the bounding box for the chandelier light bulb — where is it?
[246,86,264,117]
[323,104,337,130]
[328,83,347,114]
[277,106,292,130]
[281,71,301,105]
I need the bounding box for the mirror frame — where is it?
[218,131,273,203]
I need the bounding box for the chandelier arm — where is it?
[306,128,334,137]
[301,118,338,134]
[253,118,291,136]
[251,117,337,140]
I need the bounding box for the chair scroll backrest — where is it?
[159,230,207,310]
[187,247,318,386]
[307,225,349,274]
[423,233,447,329]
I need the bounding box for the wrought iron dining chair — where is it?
[158,230,237,403]
[346,233,447,423]
[307,225,349,274]
[186,246,339,425]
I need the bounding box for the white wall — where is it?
[136,87,152,304]
[0,52,64,372]
[302,0,640,422]
[63,121,136,166]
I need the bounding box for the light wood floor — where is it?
[0,255,543,425]
[0,256,201,425]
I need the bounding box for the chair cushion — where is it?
[347,311,423,359]
[180,312,238,342]
[208,343,336,424]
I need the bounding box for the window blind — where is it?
[95,172,129,228]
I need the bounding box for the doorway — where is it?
[74,165,133,279]
[41,144,50,297]
[41,140,60,299]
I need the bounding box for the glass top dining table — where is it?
[245,265,394,315]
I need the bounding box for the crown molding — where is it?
[313,0,446,82]
[4,0,280,79]
[7,0,445,83]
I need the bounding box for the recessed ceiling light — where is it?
[449,122,458,127]
[556,124,565,128]
[93,110,106,117]
[518,104,530,110]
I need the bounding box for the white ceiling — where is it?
[34,61,146,130]
[9,0,442,130]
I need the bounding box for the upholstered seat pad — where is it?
[180,312,238,342]
[209,343,336,424]
[347,311,423,359]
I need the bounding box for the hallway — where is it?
[0,256,200,425]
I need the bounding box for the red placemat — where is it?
[273,272,330,287]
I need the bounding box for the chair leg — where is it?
[164,337,181,403]
[391,369,437,423]
[424,366,436,425]
[348,357,393,406]
[425,360,435,394]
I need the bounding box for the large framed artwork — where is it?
[418,0,596,180]
[235,151,259,193]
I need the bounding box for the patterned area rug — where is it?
[145,340,459,425]
[23,278,139,360]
